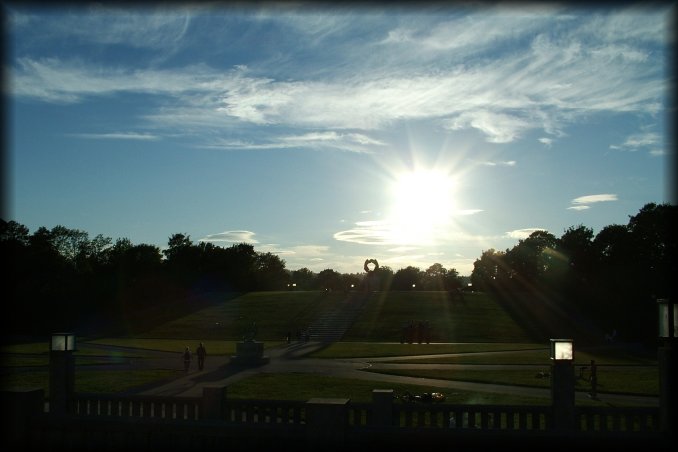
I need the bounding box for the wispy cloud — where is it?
[478,160,516,167]
[457,209,484,216]
[568,194,618,210]
[444,111,532,143]
[68,132,160,140]
[610,132,663,155]
[333,220,394,245]
[11,7,193,50]
[506,228,547,239]
[199,230,259,244]
[8,6,669,149]
[334,213,492,247]
[199,131,384,153]
[571,194,618,204]
[273,245,333,271]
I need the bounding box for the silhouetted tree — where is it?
[471,248,507,291]
[255,252,288,290]
[223,243,257,291]
[392,266,422,290]
[374,265,394,291]
[290,267,316,290]
[315,268,343,291]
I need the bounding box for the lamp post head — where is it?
[51,333,76,352]
[550,338,573,361]
[658,298,676,339]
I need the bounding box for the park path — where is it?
[129,341,659,407]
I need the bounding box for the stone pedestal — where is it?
[230,340,269,366]
[306,398,349,447]
[551,360,575,431]
[49,350,74,414]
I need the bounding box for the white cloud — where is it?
[506,228,547,240]
[571,194,618,204]
[13,8,193,49]
[479,160,516,167]
[199,230,259,244]
[568,194,617,211]
[8,7,669,148]
[201,131,383,153]
[333,221,393,245]
[445,111,531,143]
[68,132,160,140]
[387,246,419,253]
[610,132,661,153]
[539,137,553,147]
[334,216,493,247]
[456,209,484,216]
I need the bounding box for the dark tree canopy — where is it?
[3,202,674,343]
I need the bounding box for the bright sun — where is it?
[388,169,456,245]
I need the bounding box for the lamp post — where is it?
[657,299,675,436]
[550,338,574,431]
[49,332,75,414]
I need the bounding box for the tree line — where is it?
[2,202,675,341]
[469,202,676,343]
[0,221,464,335]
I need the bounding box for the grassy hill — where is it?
[134,290,534,343]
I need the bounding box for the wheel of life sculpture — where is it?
[364,258,379,273]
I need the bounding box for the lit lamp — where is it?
[51,332,76,352]
[550,338,574,430]
[550,338,574,361]
[49,332,76,414]
[658,298,676,339]
[657,299,676,435]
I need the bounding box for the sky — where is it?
[3,2,675,276]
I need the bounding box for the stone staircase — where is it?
[306,292,370,342]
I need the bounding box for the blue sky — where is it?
[4,3,675,276]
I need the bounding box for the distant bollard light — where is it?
[657,298,676,339]
[550,339,573,361]
[51,333,76,352]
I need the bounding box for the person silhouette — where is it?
[196,342,206,370]
[183,346,192,372]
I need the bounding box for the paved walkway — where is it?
[131,341,659,407]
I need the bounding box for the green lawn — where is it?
[308,342,545,359]
[1,290,660,405]
[345,291,533,343]
[362,367,658,396]
[137,291,335,341]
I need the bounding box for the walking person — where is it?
[589,359,598,399]
[183,346,192,372]
[196,342,206,371]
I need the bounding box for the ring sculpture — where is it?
[364,259,379,273]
